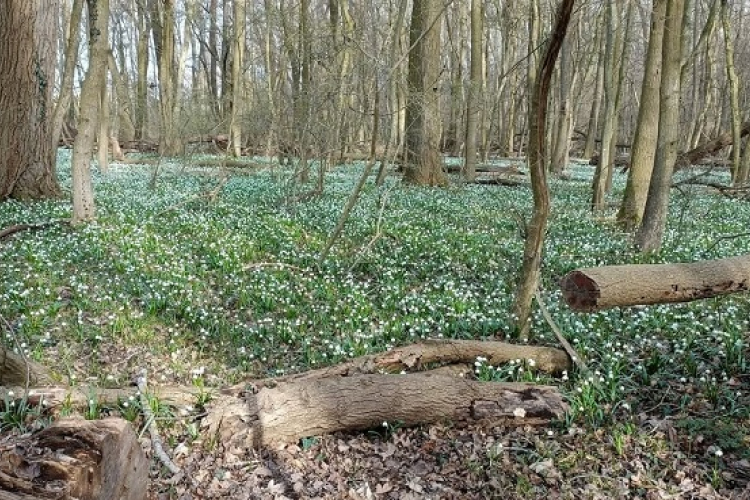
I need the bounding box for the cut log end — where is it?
[560,270,601,312]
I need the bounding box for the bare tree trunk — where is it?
[153,0,181,156]
[228,0,245,157]
[0,0,62,200]
[591,0,623,210]
[583,30,603,160]
[635,0,685,252]
[617,0,666,231]
[462,0,482,182]
[404,0,448,186]
[135,1,149,141]
[513,0,575,339]
[721,0,741,185]
[97,58,110,174]
[71,0,110,224]
[51,0,84,152]
[107,51,136,143]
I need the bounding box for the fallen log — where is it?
[204,373,567,449]
[676,121,750,168]
[561,254,750,312]
[0,418,148,500]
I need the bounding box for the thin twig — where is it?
[534,289,586,371]
[136,369,181,475]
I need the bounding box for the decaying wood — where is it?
[561,254,750,312]
[0,344,53,386]
[676,120,750,168]
[204,373,567,448]
[136,370,180,475]
[0,418,148,500]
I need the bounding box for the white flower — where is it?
[715,449,724,457]
[513,407,526,418]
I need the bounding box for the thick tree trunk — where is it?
[0,0,62,200]
[617,0,666,231]
[228,0,245,157]
[135,2,150,141]
[404,0,448,186]
[0,418,148,500]
[561,254,750,312]
[635,0,685,252]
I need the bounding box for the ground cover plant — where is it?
[1,154,750,498]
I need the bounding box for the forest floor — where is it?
[1,153,750,499]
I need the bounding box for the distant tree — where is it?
[0,0,61,200]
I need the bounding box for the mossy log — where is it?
[0,418,148,500]
[561,254,750,312]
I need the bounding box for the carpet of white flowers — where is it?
[2,152,750,497]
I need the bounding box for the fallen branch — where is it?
[534,289,585,371]
[0,220,67,242]
[137,370,181,475]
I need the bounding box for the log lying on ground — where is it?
[0,344,53,386]
[0,417,148,500]
[561,254,750,312]
[676,121,750,168]
[204,373,567,449]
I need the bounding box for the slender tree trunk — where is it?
[513,0,575,339]
[720,0,741,185]
[136,1,149,141]
[228,0,245,157]
[107,51,136,143]
[591,0,622,210]
[71,0,110,224]
[404,0,448,186]
[98,58,110,174]
[583,34,603,159]
[462,0,482,182]
[617,0,666,231]
[0,0,62,200]
[635,0,685,252]
[51,0,84,152]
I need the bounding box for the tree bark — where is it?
[721,0,741,185]
[0,0,62,200]
[51,0,84,155]
[404,0,448,186]
[635,0,685,252]
[0,418,148,500]
[71,0,110,225]
[617,0,666,231]
[228,0,245,157]
[135,1,150,141]
[512,0,575,339]
[204,374,567,448]
[561,254,750,312]
[462,0,482,183]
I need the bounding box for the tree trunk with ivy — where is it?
[0,0,62,200]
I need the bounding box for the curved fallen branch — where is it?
[137,370,181,475]
[0,220,68,242]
